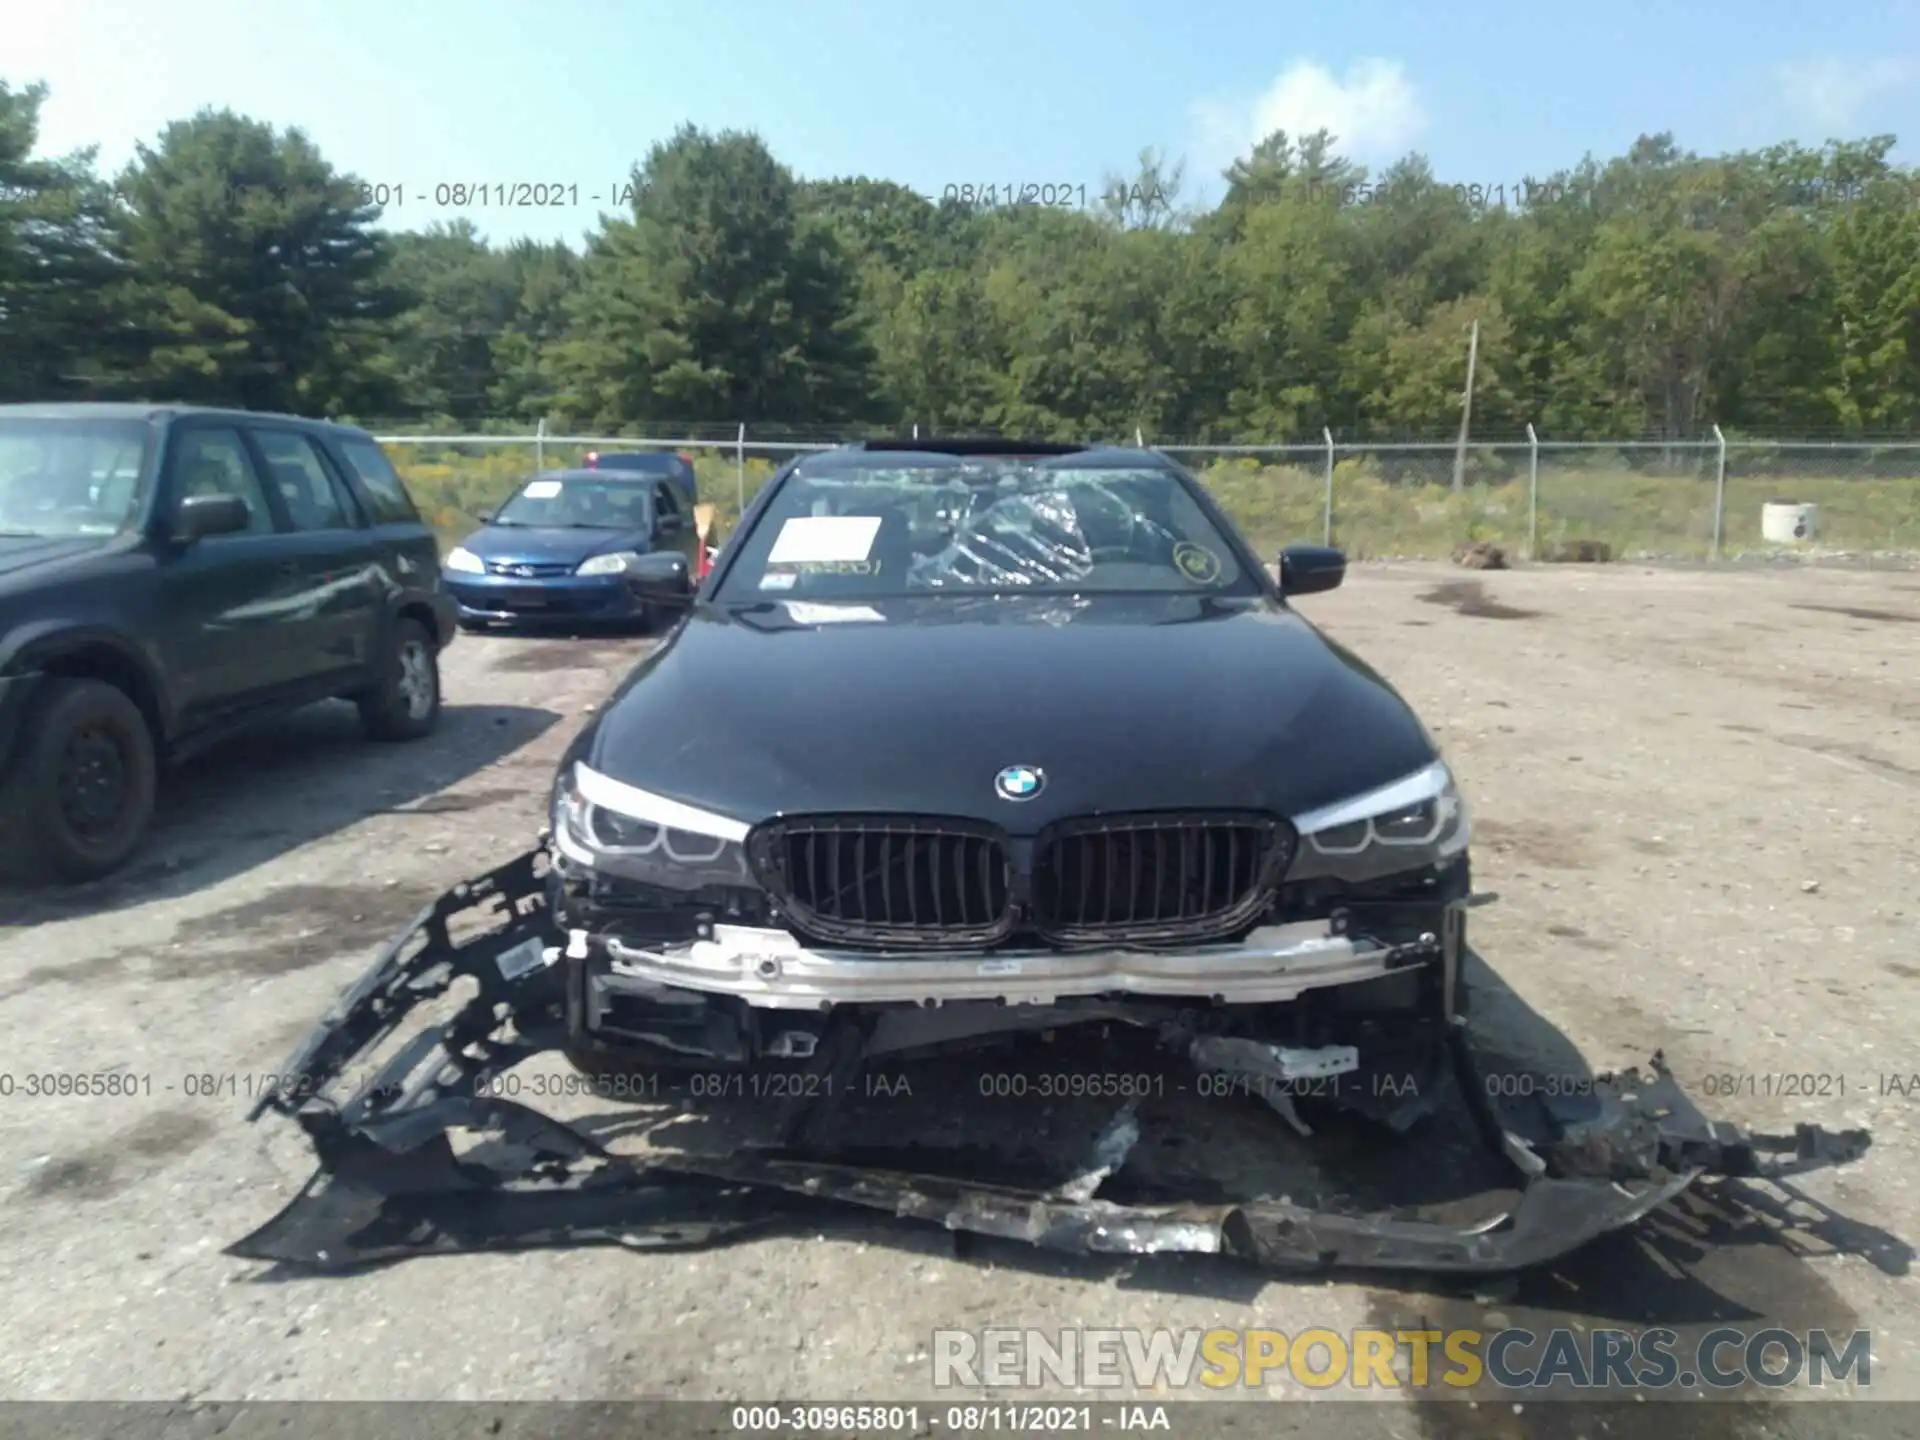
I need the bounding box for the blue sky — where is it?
[11,0,1919,247]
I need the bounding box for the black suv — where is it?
[582,449,699,502]
[0,404,458,882]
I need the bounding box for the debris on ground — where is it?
[230,852,1873,1278]
[1538,539,1615,563]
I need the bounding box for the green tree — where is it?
[1827,176,1920,431]
[10,89,1920,448]
[1208,128,1360,242]
[0,82,132,401]
[1219,196,1354,436]
[488,238,584,421]
[1098,147,1188,231]
[550,126,878,428]
[112,108,400,414]
[384,220,519,423]
[1341,295,1517,437]
[797,177,938,273]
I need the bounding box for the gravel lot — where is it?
[1,560,1915,1437]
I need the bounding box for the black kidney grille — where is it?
[1031,813,1294,944]
[748,816,1014,948]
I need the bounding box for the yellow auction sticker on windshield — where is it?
[1173,542,1222,584]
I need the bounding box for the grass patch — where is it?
[1193,452,1920,559]
[392,443,1920,562]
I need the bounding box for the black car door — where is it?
[153,423,311,723]
[242,425,383,689]
[650,479,700,574]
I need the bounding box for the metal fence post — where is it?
[534,416,546,475]
[1525,422,1539,559]
[1322,427,1335,546]
[1711,424,1727,560]
[736,423,747,514]
[1136,426,1145,447]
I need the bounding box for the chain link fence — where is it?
[365,422,1920,561]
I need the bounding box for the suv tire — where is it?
[356,617,442,741]
[1,678,158,883]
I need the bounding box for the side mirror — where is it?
[626,550,692,606]
[174,493,252,544]
[474,508,495,523]
[1277,543,1345,597]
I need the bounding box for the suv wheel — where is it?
[0,678,157,882]
[357,617,441,741]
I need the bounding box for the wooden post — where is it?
[1452,317,1480,494]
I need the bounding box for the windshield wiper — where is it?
[725,601,809,634]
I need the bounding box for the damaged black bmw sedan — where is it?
[236,440,1868,1275]
[552,440,1468,1114]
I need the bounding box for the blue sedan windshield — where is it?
[493,476,650,529]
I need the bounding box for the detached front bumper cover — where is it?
[231,851,1871,1275]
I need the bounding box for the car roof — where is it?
[800,440,1172,471]
[524,468,655,484]
[586,451,687,468]
[0,401,375,438]
[838,438,1129,457]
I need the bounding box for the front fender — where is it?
[0,620,177,737]
[0,667,44,779]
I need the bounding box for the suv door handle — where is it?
[275,559,299,576]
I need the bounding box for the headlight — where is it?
[576,551,642,576]
[1287,761,1470,884]
[444,546,484,574]
[550,760,751,890]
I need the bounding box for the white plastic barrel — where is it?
[1761,502,1818,544]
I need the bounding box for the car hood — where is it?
[0,532,112,582]
[572,592,1440,831]
[458,525,648,565]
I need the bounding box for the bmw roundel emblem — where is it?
[995,765,1045,801]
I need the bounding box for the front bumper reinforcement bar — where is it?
[232,851,1871,1275]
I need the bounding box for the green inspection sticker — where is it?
[1172,542,1222,584]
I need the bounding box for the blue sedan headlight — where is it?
[577,551,643,576]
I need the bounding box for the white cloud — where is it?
[1251,59,1428,160]
[1182,59,1428,201]
[1777,55,1909,133]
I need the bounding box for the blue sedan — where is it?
[441,469,701,629]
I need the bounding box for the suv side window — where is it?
[253,429,356,531]
[653,480,682,525]
[171,428,277,536]
[335,437,422,524]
